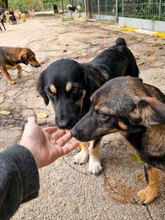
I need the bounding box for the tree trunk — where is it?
[2,0,8,9]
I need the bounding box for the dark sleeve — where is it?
[0,145,40,220]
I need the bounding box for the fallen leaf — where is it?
[0,110,11,115]
[37,113,48,119]
[78,143,82,151]
[126,37,132,41]
[71,51,77,54]
[63,49,67,52]
[40,61,45,64]
[150,43,156,47]
[137,38,142,42]
[131,154,142,165]
[143,51,155,57]
[137,61,144,65]
[159,46,163,50]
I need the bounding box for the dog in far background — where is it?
[67,4,81,18]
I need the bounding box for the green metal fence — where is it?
[118,0,165,21]
[84,0,165,21]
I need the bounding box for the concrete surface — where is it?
[0,13,165,220]
[118,17,165,33]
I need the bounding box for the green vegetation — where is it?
[8,0,54,11]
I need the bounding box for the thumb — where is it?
[27,116,37,124]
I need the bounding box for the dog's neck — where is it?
[142,124,165,157]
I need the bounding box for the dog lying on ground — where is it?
[67,4,81,18]
[0,47,40,84]
[37,38,139,174]
[71,76,165,204]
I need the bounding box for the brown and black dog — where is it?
[0,47,40,84]
[71,76,165,204]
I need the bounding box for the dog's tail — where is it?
[115,38,127,47]
[67,4,72,10]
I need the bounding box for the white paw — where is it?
[89,157,103,176]
[74,151,89,164]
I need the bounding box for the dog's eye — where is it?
[95,110,104,117]
[72,88,79,94]
[95,110,109,119]
[98,113,105,118]
[48,91,56,96]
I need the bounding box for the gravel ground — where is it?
[0,12,165,220]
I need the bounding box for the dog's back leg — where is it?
[0,66,15,84]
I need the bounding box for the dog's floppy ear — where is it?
[19,52,28,65]
[82,63,109,94]
[128,97,165,126]
[37,70,49,105]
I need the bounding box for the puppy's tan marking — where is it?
[82,90,86,99]
[95,105,99,111]
[50,84,57,94]
[118,121,127,130]
[75,90,86,110]
[66,82,72,92]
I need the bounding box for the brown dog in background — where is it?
[0,47,40,84]
[72,76,165,204]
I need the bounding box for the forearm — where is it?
[0,145,39,219]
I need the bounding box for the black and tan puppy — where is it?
[37,38,139,174]
[0,47,40,84]
[71,76,165,204]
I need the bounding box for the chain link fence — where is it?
[118,0,165,21]
[9,0,165,21]
[60,0,165,21]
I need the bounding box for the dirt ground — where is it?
[0,12,165,220]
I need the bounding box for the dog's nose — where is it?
[56,119,70,129]
[71,127,75,137]
[71,127,83,139]
[36,63,41,67]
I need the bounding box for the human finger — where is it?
[56,133,72,146]
[51,130,66,141]
[61,141,79,155]
[43,127,57,134]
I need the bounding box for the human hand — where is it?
[20,116,78,168]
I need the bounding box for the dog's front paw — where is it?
[89,157,103,176]
[9,80,15,85]
[74,151,89,164]
[134,186,158,204]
